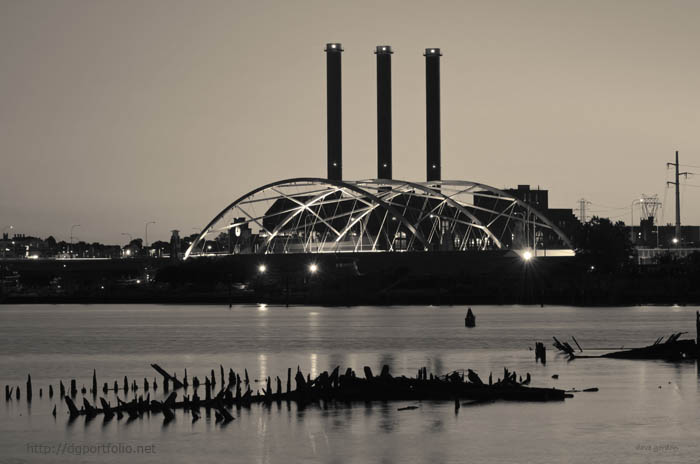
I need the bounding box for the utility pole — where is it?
[667,151,691,243]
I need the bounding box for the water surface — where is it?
[1,304,698,463]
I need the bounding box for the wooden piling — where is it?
[45,364,569,421]
[26,375,32,402]
[92,370,97,395]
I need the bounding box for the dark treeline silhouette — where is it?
[2,218,699,306]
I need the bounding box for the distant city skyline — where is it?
[2,0,699,244]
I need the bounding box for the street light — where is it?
[145,221,156,247]
[309,263,319,274]
[70,224,80,257]
[630,198,644,242]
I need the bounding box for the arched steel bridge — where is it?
[184,178,574,259]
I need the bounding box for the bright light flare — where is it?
[522,250,533,261]
[258,264,267,274]
[309,263,318,274]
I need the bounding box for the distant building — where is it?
[632,220,700,247]
[474,185,580,250]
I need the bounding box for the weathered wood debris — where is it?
[553,312,700,361]
[46,363,569,424]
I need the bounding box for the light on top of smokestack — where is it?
[424,48,442,56]
[325,43,343,52]
[375,45,393,54]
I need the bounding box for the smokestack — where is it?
[375,45,393,180]
[325,43,343,181]
[425,48,441,182]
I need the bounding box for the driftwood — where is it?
[554,334,698,361]
[151,364,184,389]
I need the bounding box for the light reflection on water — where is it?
[0,304,699,463]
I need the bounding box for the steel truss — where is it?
[184,178,574,259]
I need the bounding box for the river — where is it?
[1,304,698,463]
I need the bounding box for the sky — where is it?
[1,0,699,244]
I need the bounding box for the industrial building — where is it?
[184,44,575,261]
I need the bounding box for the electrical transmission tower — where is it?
[640,194,661,224]
[577,198,591,223]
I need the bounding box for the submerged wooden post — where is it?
[70,379,77,397]
[49,385,54,398]
[59,381,65,397]
[92,370,97,396]
[26,375,32,402]
[228,369,235,389]
[465,308,476,327]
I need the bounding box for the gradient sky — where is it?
[1,0,699,244]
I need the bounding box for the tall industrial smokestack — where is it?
[425,48,441,182]
[375,45,393,180]
[325,43,343,181]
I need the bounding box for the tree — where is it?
[574,217,632,272]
